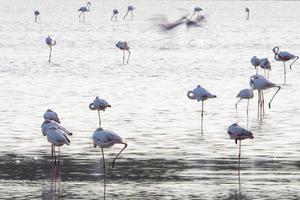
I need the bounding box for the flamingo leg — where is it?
[123,11,129,20]
[201,100,204,134]
[122,50,125,64]
[235,98,242,110]
[131,11,133,19]
[101,148,106,176]
[35,16,37,22]
[49,46,52,62]
[51,144,54,163]
[58,146,60,165]
[98,110,101,128]
[112,143,128,168]
[283,61,286,84]
[83,13,85,22]
[111,14,114,21]
[79,12,82,22]
[289,56,299,70]
[247,99,249,128]
[268,86,281,109]
[262,91,265,116]
[238,140,241,171]
[127,50,131,64]
[257,90,260,119]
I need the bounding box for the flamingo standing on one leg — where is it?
[251,56,260,74]
[43,109,60,123]
[93,128,127,176]
[249,75,281,120]
[245,7,250,20]
[123,5,135,20]
[259,58,271,78]
[235,88,254,116]
[45,36,56,62]
[116,41,131,64]
[111,9,119,20]
[34,10,40,22]
[78,2,91,22]
[187,85,217,134]
[191,7,202,18]
[227,123,254,170]
[89,96,111,128]
[273,47,299,84]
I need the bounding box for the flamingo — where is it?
[123,5,135,20]
[45,36,56,62]
[89,96,111,127]
[227,123,254,170]
[192,7,202,18]
[78,2,91,22]
[235,88,254,115]
[187,85,217,134]
[249,75,281,120]
[34,10,40,22]
[273,47,299,84]
[43,109,60,123]
[41,121,72,164]
[251,56,260,74]
[245,7,250,20]
[259,58,271,78]
[111,9,119,20]
[93,128,127,176]
[116,41,131,64]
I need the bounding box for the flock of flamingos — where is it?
[38,3,299,176]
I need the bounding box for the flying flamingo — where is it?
[43,109,60,123]
[245,7,250,20]
[187,85,217,134]
[259,58,271,78]
[227,123,254,170]
[123,5,135,20]
[111,9,119,20]
[92,128,127,176]
[45,36,56,62]
[34,10,40,22]
[273,47,299,84]
[235,88,254,115]
[116,41,131,64]
[251,56,260,74]
[78,2,91,22]
[89,96,111,127]
[249,75,281,120]
[191,7,202,18]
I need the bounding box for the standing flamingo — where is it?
[259,58,271,78]
[273,47,299,84]
[191,7,202,18]
[251,56,260,74]
[123,5,135,20]
[235,88,254,115]
[227,123,254,170]
[116,41,131,64]
[245,7,250,20]
[45,36,56,62]
[249,75,281,120]
[43,109,60,123]
[34,10,40,22]
[78,2,91,22]
[111,9,119,20]
[93,128,127,176]
[89,96,111,128]
[187,85,217,134]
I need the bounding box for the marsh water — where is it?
[0,0,299,199]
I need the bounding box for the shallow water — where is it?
[0,0,300,199]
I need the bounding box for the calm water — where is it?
[0,0,300,199]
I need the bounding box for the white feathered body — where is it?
[236,88,253,99]
[93,128,123,148]
[227,123,254,140]
[187,85,216,101]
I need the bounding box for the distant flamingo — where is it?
[45,36,56,62]
[111,9,119,20]
[116,41,131,64]
[249,75,281,120]
[273,47,299,84]
[78,2,91,22]
[43,109,60,123]
[227,123,254,169]
[192,7,202,18]
[89,96,111,127]
[41,119,73,137]
[259,58,271,78]
[235,88,254,115]
[93,128,127,175]
[245,7,250,20]
[251,56,260,74]
[123,5,135,20]
[34,10,40,22]
[187,85,217,134]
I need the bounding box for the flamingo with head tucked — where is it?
[34,10,40,22]
[45,36,56,62]
[251,56,260,74]
[43,109,60,124]
[78,2,91,22]
[187,85,216,134]
[273,47,298,84]
[123,5,135,20]
[116,41,131,64]
[192,7,202,18]
[111,9,119,20]
[89,97,111,128]
[259,58,271,78]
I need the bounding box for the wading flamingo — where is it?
[192,7,202,18]
[89,96,111,127]
[116,41,131,64]
[123,5,135,20]
[111,9,119,20]
[78,2,91,22]
[245,7,250,20]
[235,88,254,115]
[34,10,40,22]
[187,85,216,134]
[251,56,260,74]
[273,47,298,84]
[45,36,56,62]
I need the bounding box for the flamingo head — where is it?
[273,47,279,55]
[87,2,91,6]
